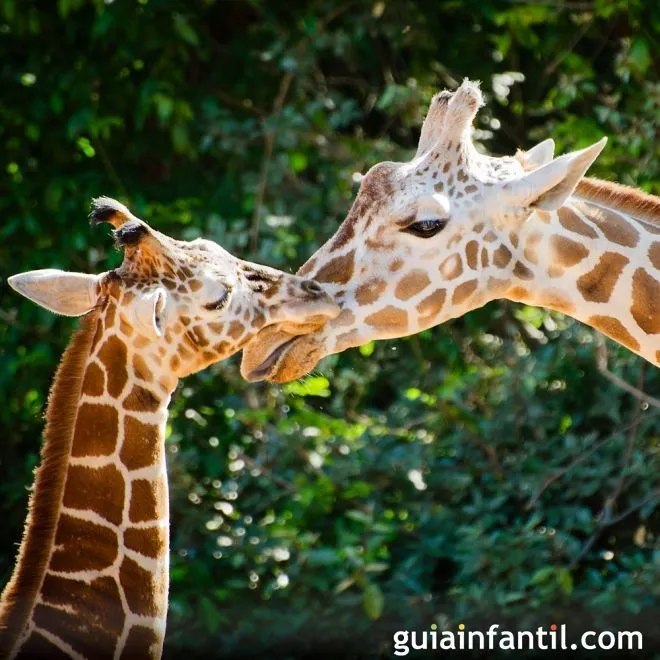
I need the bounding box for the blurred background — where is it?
[1,0,660,657]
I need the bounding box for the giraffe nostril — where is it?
[301,280,323,296]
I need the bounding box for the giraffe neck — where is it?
[509,191,660,365]
[0,306,175,660]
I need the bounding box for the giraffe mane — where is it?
[0,308,101,655]
[575,176,660,224]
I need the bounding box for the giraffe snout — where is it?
[273,277,341,328]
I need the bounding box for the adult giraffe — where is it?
[241,79,660,383]
[1,198,339,659]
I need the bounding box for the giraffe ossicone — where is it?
[242,78,660,383]
[1,197,339,660]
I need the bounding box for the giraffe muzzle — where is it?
[243,334,300,382]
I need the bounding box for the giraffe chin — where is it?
[241,326,324,383]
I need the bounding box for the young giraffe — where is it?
[1,198,339,660]
[241,79,660,383]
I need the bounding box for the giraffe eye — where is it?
[403,218,448,238]
[204,287,230,311]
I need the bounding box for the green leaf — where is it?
[359,341,375,357]
[530,567,554,585]
[557,568,573,595]
[334,577,355,594]
[200,596,222,633]
[628,38,650,76]
[289,152,308,173]
[173,14,199,46]
[363,583,384,620]
[306,548,340,566]
[346,510,372,524]
[284,376,330,398]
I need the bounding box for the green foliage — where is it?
[1,0,660,657]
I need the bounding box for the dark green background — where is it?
[1,0,659,657]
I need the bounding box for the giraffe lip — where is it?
[247,336,300,382]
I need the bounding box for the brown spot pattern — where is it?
[558,207,598,239]
[649,242,660,270]
[513,261,534,280]
[121,416,160,471]
[129,479,163,523]
[121,625,161,660]
[588,315,641,351]
[328,215,357,252]
[50,514,118,573]
[34,575,123,659]
[82,363,105,397]
[118,317,133,338]
[124,526,167,560]
[395,271,430,300]
[539,291,575,314]
[97,335,128,398]
[631,268,660,334]
[14,631,73,659]
[227,321,245,341]
[298,257,316,277]
[493,244,512,268]
[71,404,118,457]
[574,201,640,247]
[416,289,446,319]
[314,250,355,284]
[355,278,387,305]
[132,354,153,382]
[337,329,360,349]
[119,557,159,618]
[551,235,589,268]
[439,254,463,280]
[365,306,408,330]
[63,465,124,526]
[334,310,356,327]
[124,385,161,412]
[452,280,478,305]
[465,240,479,269]
[577,252,629,303]
[523,232,542,266]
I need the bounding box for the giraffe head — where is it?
[9,197,340,387]
[241,79,607,382]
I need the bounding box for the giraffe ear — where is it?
[507,137,607,212]
[8,269,99,316]
[132,287,168,339]
[521,138,555,170]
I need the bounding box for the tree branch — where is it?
[595,335,660,410]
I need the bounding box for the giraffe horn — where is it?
[442,79,483,139]
[428,79,484,158]
[89,196,137,229]
[415,90,453,158]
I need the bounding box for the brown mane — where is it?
[0,308,100,656]
[575,177,660,224]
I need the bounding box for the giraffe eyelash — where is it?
[204,288,231,311]
[402,218,448,238]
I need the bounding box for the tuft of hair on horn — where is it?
[89,196,136,229]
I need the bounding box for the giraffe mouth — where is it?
[246,335,300,382]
